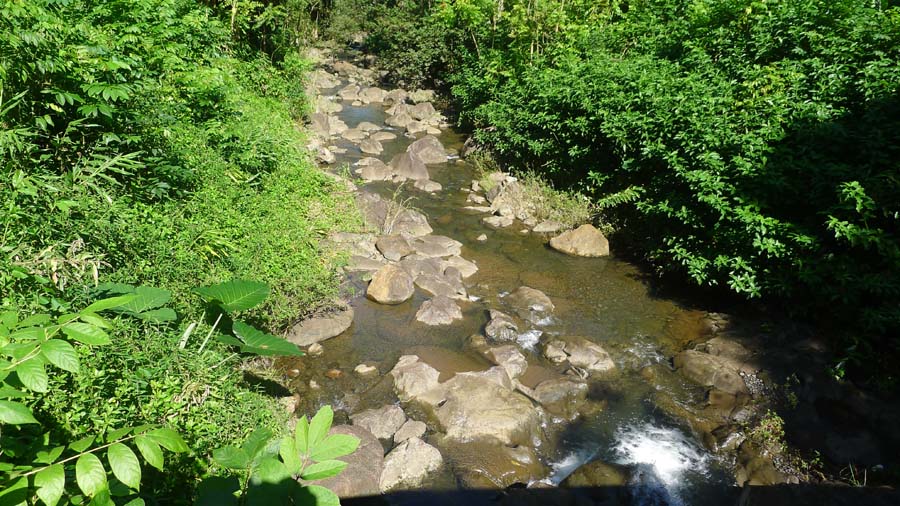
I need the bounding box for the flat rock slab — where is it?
[350,404,407,440]
[416,296,463,325]
[285,305,354,346]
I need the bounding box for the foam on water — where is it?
[613,423,710,505]
[517,329,543,350]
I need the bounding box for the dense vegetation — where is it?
[1,0,357,503]
[327,0,900,386]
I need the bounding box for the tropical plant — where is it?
[199,405,359,505]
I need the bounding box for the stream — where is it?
[281,52,738,505]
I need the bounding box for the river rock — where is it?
[346,255,385,272]
[416,296,463,325]
[406,120,426,135]
[486,345,528,380]
[674,350,749,395]
[410,235,462,258]
[507,286,555,314]
[435,373,541,446]
[414,179,442,192]
[485,310,518,342]
[358,159,392,181]
[407,135,448,164]
[391,209,433,236]
[562,460,630,488]
[386,111,413,128]
[356,121,381,132]
[354,363,378,376]
[341,128,367,142]
[414,274,466,300]
[379,437,443,492]
[350,404,407,440]
[390,355,443,404]
[545,337,616,375]
[549,224,609,257]
[315,95,342,114]
[316,146,335,164]
[399,255,443,279]
[390,152,429,181]
[376,235,414,261]
[410,102,436,120]
[442,256,478,278]
[483,215,514,228]
[532,220,563,234]
[329,117,348,136]
[360,138,383,155]
[312,425,383,498]
[359,87,387,103]
[384,89,408,106]
[312,70,341,89]
[370,131,397,142]
[467,193,487,204]
[285,305,354,346]
[367,264,414,304]
[310,112,331,139]
[409,89,436,103]
[338,84,360,101]
[329,231,379,259]
[532,377,589,420]
[394,420,427,443]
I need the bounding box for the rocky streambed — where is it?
[273,49,900,505]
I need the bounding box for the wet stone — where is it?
[285,305,354,346]
[367,264,414,304]
[549,224,610,257]
[350,404,407,440]
[376,235,414,261]
[312,425,383,498]
[416,296,463,325]
[485,310,519,342]
[394,420,427,443]
[379,437,443,492]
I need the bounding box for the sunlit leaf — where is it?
[107,443,141,490]
[75,453,107,496]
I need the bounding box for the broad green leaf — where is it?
[211,446,248,470]
[112,286,171,314]
[35,464,65,506]
[215,335,244,347]
[69,436,96,452]
[62,322,110,345]
[135,308,176,322]
[86,486,112,506]
[78,314,111,329]
[309,434,359,461]
[0,400,37,424]
[57,313,79,325]
[145,428,188,453]
[107,443,141,490]
[251,456,291,484]
[300,485,340,506]
[81,295,137,314]
[41,339,79,372]
[307,406,333,450]
[193,280,269,312]
[134,435,163,471]
[10,327,46,340]
[0,476,28,506]
[16,357,48,392]
[300,459,346,481]
[75,453,107,496]
[240,427,273,460]
[122,499,145,506]
[0,311,16,327]
[295,415,309,455]
[0,386,26,398]
[17,313,50,328]
[279,435,301,474]
[35,445,65,464]
[232,321,303,357]
[105,426,133,442]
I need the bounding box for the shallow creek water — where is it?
[281,79,736,504]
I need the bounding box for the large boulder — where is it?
[338,84,360,101]
[507,286,555,321]
[562,460,630,488]
[359,87,387,103]
[674,350,749,395]
[341,128,367,142]
[390,152,430,181]
[390,209,433,236]
[414,273,467,300]
[390,355,443,404]
[350,404,407,440]
[379,437,443,492]
[370,131,397,142]
[360,138,383,155]
[385,111,413,128]
[285,305,354,346]
[532,377,589,420]
[394,420,427,443]
[407,135,448,164]
[486,345,528,380]
[409,235,462,258]
[435,373,541,446]
[549,224,610,257]
[442,256,478,278]
[410,102,436,120]
[312,425,383,498]
[367,264,414,304]
[416,296,463,325]
[358,159,392,182]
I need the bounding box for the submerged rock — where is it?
[367,264,414,304]
[379,437,443,492]
[532,220,563,234]
[562,460,630,488]
[532,377,589,420]
[549,224,610,257]
[285,305,354,346]
[507,286,555,315]
[414,179,442,192]
[439,439,546,489]
[390,355,443,404]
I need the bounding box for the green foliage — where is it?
[0,298,188,505]
[200,405,358,505]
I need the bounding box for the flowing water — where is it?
[281,75,736,504]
